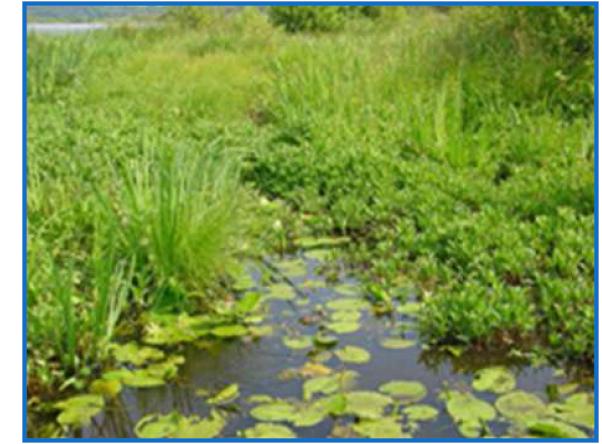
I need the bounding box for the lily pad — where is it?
[444,390,496,437]
[548,392,594,429]
[303,371,358,400]
[379,380,427,404]
[472,366,516,394]
[275,259,307,278]
[352,417,408,438]
[233,270,255,291]
[325,320,360,334]
[211,324,248,338]
[110,341,165,366]
[235,291,261,313]
[527,419,587,438]
[333,283,360,297]
[298,361,332,377]
[282,335,313,350]
[249,401,298,422]
[90,378,122,398]
[55,394,105,427]
[404,404,439,422]
[314,333,338,347]
[380,337,416,349]
[331,310,361,322]
[291,402,329,427]
[335,345,371,364]
[248,325,273,337]
[344,391,394,419]
[495,390,547,423]
[135,411,226,438]
[326,298,370,311]
[266,283,296,301]
[122,370,165,388]
[246,394,274,404]
[297,236,349,249]
[242,423,297,438]
[396,302,421,316]
[207,383,239,405]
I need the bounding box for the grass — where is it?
[26,6,594,399]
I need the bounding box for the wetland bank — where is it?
[26,5,595,439]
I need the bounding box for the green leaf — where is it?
[266,282,296,301]
[378,380,427,404]
[352,417,409,438]
[444,390,496,436]
[242,423,297,438]
[211,324,248,337]
[404,404,439,422]
[495,390,546,423]
[235,292,261,313]
[527,419,587,438]
[325,320,360,334]
[380,337,416,349]
[472,366,516,394]
[55,394,105,427]
[207,383,239,405]
[110,341,165,366]
[282,335,313,350]
[326,298,370,311]
[344,391,394,419]
[249,401,298,422]
[335,345,371,364]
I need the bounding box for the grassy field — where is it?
[27,5,594,410]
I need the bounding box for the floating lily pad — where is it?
[303,371,358,400]
[404,404,439,422]
[122,370,165,388]
[275,259,306,278]
[314,333,338,347]
[90,378,122,398]
[380,337,416,349]
[396,302,421,316]
[444,390,496,437]
[335,345,371,364]
[333,283,360,297]
[283,335,313,350]
[235,291,261,313]
[250,401,297,422]
[246,394,274,404]
[331,310,361,322]
[379,380,427,404]
[352,417,408,438]
[266,283,296,301]
[233,270,255,291]
[176,411,227,438]
[310,350,333,363]
[472,366,516,394]
[243,423,297,438]
[299,361,332,377]
[135,411,226,438]
[527,419,587,438]
[211,324,248,338]
[326,298,370,311]
[248,325,273,337]
[207,383,239,405]
[344,391,394,419]
[291,403,329,427]
[325,320,360,334]
[495,390,546,423]
[110,341,165,366]
[55,394,105,427]
[548,392,594,429]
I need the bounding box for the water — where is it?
[27,23,108,34]
[74,252,589,438]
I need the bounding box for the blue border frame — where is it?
[21,1,599,442]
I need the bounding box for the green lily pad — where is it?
[352,417,408,438]
[122,370,166,388]
[548,392,594,429]
[233,270,255,291]
[242,423,297,438]
[333,283,360,297]
[310,350,333,363]
[266,283,296,300]
[472,366,516,394]
[283,335,313,350]
[303,371,358,400]
[55,394,105,427]
[404,404,439,422]
[176,411,227,438]
[211,324,248,338]
[379,380,427,404]
[527,419,588,438]
[495,390,547,423]
[135,411,226,438]
[110,341,165,366]
[326,298,370,311]
[246,394,274,404]
[275,259,307,278]
[444,390,496,437]
[249,401,298,422]
[380,337,416,349]
[90,378,122,398]
[207,383,239,405]
[248,325,273,337]
[314,333,338,347]
[344,391,394,419]
[331,310,361,322]
[335,345,371,364]
[291,402,329,427]
[235,292,261,313]
[135,412,179,438]
[325,320,360,334]
[396,302,422,315]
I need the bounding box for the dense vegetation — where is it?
[27,5,594,410]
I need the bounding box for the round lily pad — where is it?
[331,310,361,322]
[55,394,105,427]
[283,335,313,350]
[207,383,239,405]
[352,417,408,438]
[378,380,427,404]
[472,366,516,394]
[527,419,588,438]
[404,404,439,422]
[495,390,547,423]
[250,401,298,422]
[243,423,297,438]
[211,324,248,338]
[335,345,371,364]
[380,337,416,349]
[266,283,296,301]
[344,391,394,419]
[246,394,274,404]
[325,321,360,334]
[444,390,496,437]
[314,333,338,347]
[548,392,594,429]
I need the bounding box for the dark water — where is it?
[78,252,587,439]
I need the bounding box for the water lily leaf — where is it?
[335,345,371,364]
[527,419,587,438]
[135,412,179,438]
[472,366,516,394]
[396,302,421,316]
[233,270,255,291]
[55,394,105,427]
[331,310,361,322]
[445,390,496,435]
[404,404,439,422]
[283,335,312,350]
[211,324,248,338]
[235,292,261,313]
[548,392,594,429]
[495,390,546,423]
[122,370,165,388]
[275,259,306,278]
[333,283,360,297]
[379,380,427,404]
[313,393,347,416]
[176,411,226,438]
[110,341,165,366]
[380,337,416,349]
[207,383,239,405]
[243,423,297,438]
[352,417,408,438]
[291,403,328,427]
[250,401,297,422]
[344,391,394,419]
[326,298,370,311]
[90,378,122,398]
[325,320,360,334]
[266,283,296,300]
[144,355,185,380]
[299,361,332,377]
[248,325,273,337]
[135,411,226,438]
[309,350,333,363]
[246,394,274,404]
[314,332,338,347]
[303,371,358,400]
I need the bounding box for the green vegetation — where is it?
[27,5,594,438]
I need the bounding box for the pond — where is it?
[48,248,593,439]
[27,23,109,34]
